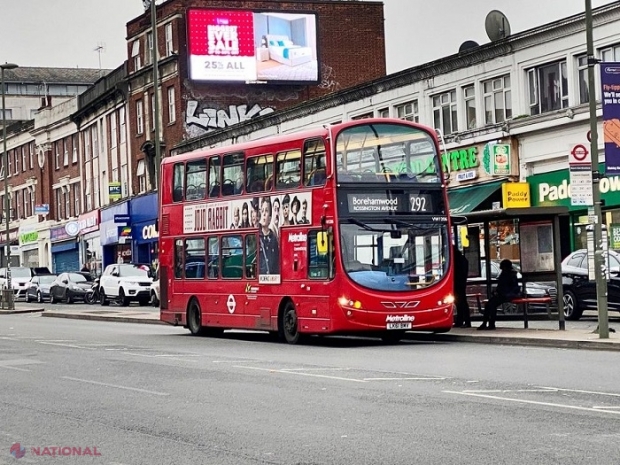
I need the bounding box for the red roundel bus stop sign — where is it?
[570,144,590,164]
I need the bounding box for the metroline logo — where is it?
[385,314,415,322]
[288,232,307,243]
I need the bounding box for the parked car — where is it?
[0,266,52,300]
[25,274,57,303]
[561,248,620,320]
[467,259,557,314]
[150,279,160,307]
[49,272,93,304]
[99,263,153,306]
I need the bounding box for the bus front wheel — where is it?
[280,301,301,344]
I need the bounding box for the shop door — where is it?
[53,250,80,274]
[23,250,39,267]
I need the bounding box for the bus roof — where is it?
[162,118,436,165]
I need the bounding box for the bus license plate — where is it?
[387,322,412,330]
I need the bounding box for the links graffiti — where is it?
[185,100,275,137]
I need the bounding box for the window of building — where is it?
[99,122,105,153]
[14,151,19,174]
[7,150,12,174]
[1,109,13,119]
[395,100,418,122]
[54,144,59,170]
[528,61,568,115]
[145,32,153,65]
[110,112,117,149]
[377,108,390,118]
[167,86,176,124]
[151,93,156,130]
[21,147,26,172]
[185,238,206,279]
[463,85,476,129]
[29,143,34,170]
[94,181,100,209]
[432,90,458,136]
[64,189,70,218]
[72,134,78,163]
[351,112,373,120]
[131,39,141,70]
[600,43,620,62]
[119,107,126,143]
[121,164,129,197]
[165,22,174,56]
[84,130,91,162]
[85,179,92,212]
[63,140,69,167]
[173,163,184,202]
[221,235,243,279]
[304,139,327,187]
[483,75,512,124]
[55,189,62,220]
[275,150,300,190]
[186,159,207,200]
[577,55,589,105]
[207,237,219,279]
[16,189,22,219]
[137,159,147,193]
[73,183,81,216]
[136,100,144,134]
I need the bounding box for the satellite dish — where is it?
[459,40,480,53]
[485,10,511,41]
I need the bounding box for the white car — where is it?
[150,279,160,307]
[0,267,51,301]
[99,264,153,306]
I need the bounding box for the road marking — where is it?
[0,359,44,372]
[280,367,352,371]
[234,365,367,383]
[62,376,170,396]
[362,377,445,381]
[444,390,620,415]
[463,389,557,393]
[537,386,620,398]
[35,340,97,350]
[212,360,261,363]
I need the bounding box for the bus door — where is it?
[216,234,248,324]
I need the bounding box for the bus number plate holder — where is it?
[387,322,412,330]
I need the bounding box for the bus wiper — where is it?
[347,218,392,233]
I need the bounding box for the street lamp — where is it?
[1,62,17,310]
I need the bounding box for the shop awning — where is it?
[448,181,503,215]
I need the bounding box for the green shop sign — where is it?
[19,231,38,244]
[528,163,620,210]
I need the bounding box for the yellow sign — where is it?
[502,182,531,208]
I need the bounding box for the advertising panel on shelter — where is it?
[187,8,319,84]
[601,63,620,174]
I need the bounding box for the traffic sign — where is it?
[569,144,590,164]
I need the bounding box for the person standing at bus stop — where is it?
[259,197,280,275]
[453,246,471,328]
[478,259,520,331]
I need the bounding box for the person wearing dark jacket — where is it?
[453,246,471,328]
[478,259,520,331]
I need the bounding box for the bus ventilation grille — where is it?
[161,214,170,235]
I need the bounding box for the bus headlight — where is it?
[442,294,455,305]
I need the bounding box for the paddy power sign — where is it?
[528,164,620,210]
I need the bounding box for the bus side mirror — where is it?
[317,231,329,256]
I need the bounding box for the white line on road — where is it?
[0,365,30,372]
[280,367,352,371]
[444,390,620,415]
[537,386,620,398]
[62,376,170,396]
[362,377,446,381]
[463,389,557,393]
[234,365,367,383]
[35,341,97,350]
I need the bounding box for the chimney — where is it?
[47,96,52,107]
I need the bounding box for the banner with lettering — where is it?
[601,63,620,174]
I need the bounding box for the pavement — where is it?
[2,303,620,351]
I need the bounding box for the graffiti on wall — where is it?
[185,100,275,137]
[318,64,341,92]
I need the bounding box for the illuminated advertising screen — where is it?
[187,9,319,84]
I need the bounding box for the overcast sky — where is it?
[0,0,616,74]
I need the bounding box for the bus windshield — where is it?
[340,220,449,292]
[335,122,440,183]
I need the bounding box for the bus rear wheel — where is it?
[280,302,301,344]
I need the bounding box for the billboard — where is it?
[187,9,319,84]
[602,63,620,174]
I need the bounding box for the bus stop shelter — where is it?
[453,206,569,330]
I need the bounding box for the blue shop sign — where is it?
[133,221,159,244]
[130,193,158,224]
[100,201,130,246]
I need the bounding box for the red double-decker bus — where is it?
[159,118,455,343]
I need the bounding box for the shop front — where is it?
[0,229,19,267]
[50,222,80,273]
[130,193,159,269]
[78,209,102,277]
[18,223,40,267]
[528,163,620,253]
[100,201,132,269]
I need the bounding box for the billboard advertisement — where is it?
[601,63,620,174]
[187,9,318,84]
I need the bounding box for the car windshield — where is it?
[68,273,88,283]
[119,265,151,277]
[39,275,56,284]
[12,268,32,278]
